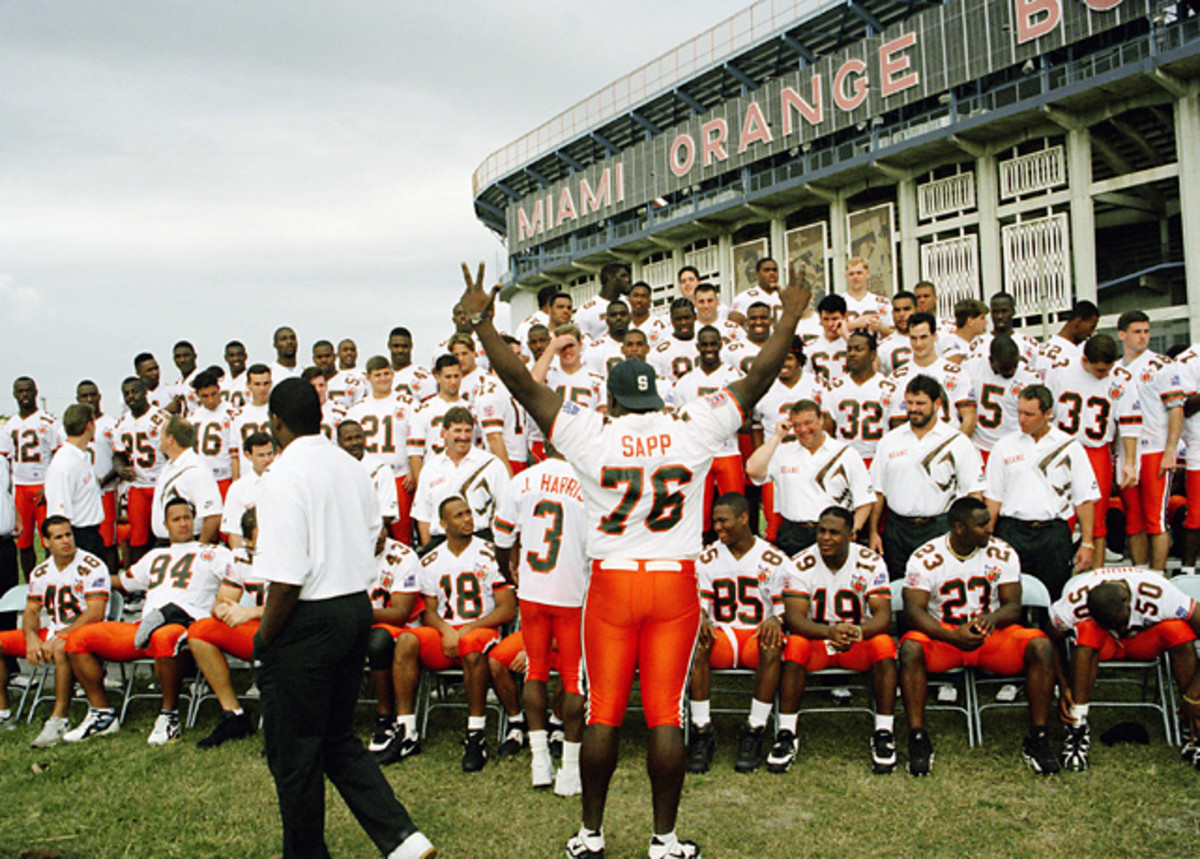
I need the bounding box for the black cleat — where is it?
[871,728,897,774]
[499,721,526,757]
[907,729,934,776]
[1022,729,1061,775]
[1061,723,1090,772]
[734,724,765,773]
[685,725,715,774]
[766,729,797,774]
[462,729,488,772]
[197,711,254,749]
[378,723,422,765]
[368,714,395,753]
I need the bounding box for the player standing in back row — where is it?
[459,259,808,859]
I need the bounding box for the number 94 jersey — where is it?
[122,541,233,622]
[418,537,509,624]
[28,549,110,634]
[1050,568,1196,637]
[784,544,890,625]
[698,537,794,630]
[904,534,1020,625]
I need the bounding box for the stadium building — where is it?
[473,0,1200,349]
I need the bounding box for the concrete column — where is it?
[977,153,1002,300]
[769,216,788,273]
[717,232,735,306]
[1176,82,1200,343]
[897,176,920,293]
[1067,126,1097,307]
[829,194,848,295]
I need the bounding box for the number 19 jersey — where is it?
[785,544,890,625]
[550,390,745,560]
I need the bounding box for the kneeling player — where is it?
[1049,568,1200,771]
[686,493,793,774]
[0,517,109,746]
[899,497,1058,775]
[186,508,262,748]
[773,507,896,774]
[393,497,515,772]
[65,499,230,745]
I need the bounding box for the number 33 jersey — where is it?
[418,537,509,624]
[697,537,794,630]
[904,535,1021,624]
[494,457,589,608]
[121,541,233,622]
[550,390,745,560]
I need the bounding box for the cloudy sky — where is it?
[1,0,741,413]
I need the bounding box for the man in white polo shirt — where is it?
[985,384,1099,598]
[253,378,434,859]
[151,416,223,544]
[220,430,274,550]
[43,403,105,558]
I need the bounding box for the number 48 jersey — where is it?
[783,544,890,625]
[418,536,510,624]
[494,457,589,608]
[27,549,110,634]
[904,534,1021,625]
[697,537,793,630]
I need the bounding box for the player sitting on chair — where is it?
[685,492,792,775]
[185,507,264,748]
[773,506,897,774]
[0,517,109,746]
[1048,568,1200,771]
[392,496,516,772]
[899,496,1059,776]
[64,498,231,745]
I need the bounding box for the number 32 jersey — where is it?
[550,390,745,560]
[904,535,1020,625]
[697,537,793,630]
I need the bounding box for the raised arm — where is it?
[460,262,562,437]
[726,276,810,412]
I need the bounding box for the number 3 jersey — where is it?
[27,549,110,633]
[121,541,232,622]
[550,390,745,560]
[784,544,890,625]
[494,457,589,608]
[697,537,794,630]
[904,534,1021,624]
[418,537,510,625]
[1050,567,1196,637]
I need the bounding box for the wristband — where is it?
[1080,542,1094,550]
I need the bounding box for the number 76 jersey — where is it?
[904,534,1020,625]
[698,537,793,630]
[550,390,745,560]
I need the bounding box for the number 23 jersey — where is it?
[904,534,1020,624]
[697,537,793,630]
[550,390,745,560]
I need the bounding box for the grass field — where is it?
[2,673,1199,859]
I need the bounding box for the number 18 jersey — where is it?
[550,390,745,560]
[697,537,793,630]
[904,535,1020,625]
[418,537,509,624]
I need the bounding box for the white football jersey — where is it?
[223,547,267,606]
[785,544,890,624]
[967,331,1041,368]
[475,377,528,463]
[370,538,421,624]
[574,295,609,342]
[723,339,762,376]
[419,537,509,624]
[494,457,590,608]
[877,332,912,376]
[585,335,627,379]
[27,550,110,633]
[359,454,399,521]
[697,537,793,630]
[650,336,701,382]
[904,534,1021,625]
[229,402,272,476]
[123,541,232,621]
[824,373,897,461]
[1177,346,1200,468]
[219,472,261,538]
[753,374,827,438]
[550,390,744,560]
[629,315,670,346]
[730,287,783,321]
[807,335,848,386]
[220,373,248,411]
[796,315,822,349]
[1043,359,1139,448]
[327,368,367,408]
[843,291,893,329]
[88,413,119,485]
[112,408,171,488]
[192,402,235,481]
[345,393,414,476]
[1121,351,1186,454]
[673,364,743,456]
[963,358,1041,452]
[544,365,604,411]
[1050,568,1196,636]
[394,364,437,403]
[318,400,347,443]
[1,411,61,485]
[889,358,976,428]
[1033,334,1081,376]
[407,396,470,459]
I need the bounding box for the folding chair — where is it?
[187,591,258,728]
[972,574,1050,741]
[0,585,32,720]
[417,668,507,741]
[892,579,978,746]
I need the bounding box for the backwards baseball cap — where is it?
[606,359,664,411]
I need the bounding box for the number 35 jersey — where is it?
[494,457,589,608]
[121,541,232,622]
[418,537,509,624]
[697,537,793,630]
[904,535,1021,625]
[28,550,110,633]
[550,389,745,560]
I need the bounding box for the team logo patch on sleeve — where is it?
[561,401,581,416]
[704,391,729,409]
[984,564,1001,582]
[1176,605,1189,619]
[904,572,921,588]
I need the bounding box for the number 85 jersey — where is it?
[550,389,745,560]
[697,537,794,630]
[904,534,1020,624]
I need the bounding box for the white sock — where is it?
[1181,567,1196,577]
[748,698,772,729]
[230,708,244,717]
[509,712,526,726]
[563,740,581,768]
[530,729,549,755]
[651,830,678,847]
[1070,704,1089,725]
[577,827,603,850]
[467,715,486,732]
[0,709,10,719]
[778,712,798,733]
[397,714,417,735]
[690,699,710,728]
[875,714,895,732]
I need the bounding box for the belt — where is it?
[782,519,817,529]
[892,513,945,526]
[1003,516,1061,530]
[594,559,696,573]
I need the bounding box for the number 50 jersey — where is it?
[697,537,793,630]
[550,389,745,560]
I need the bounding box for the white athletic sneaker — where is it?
[936,684,958,703]
[996,684,1020,703]
[387,829,435,859]
[63,708,119,742]
[147,713,181,746]
[554,765,582,797]
[531,754,555,788]
[31,715,71,748]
